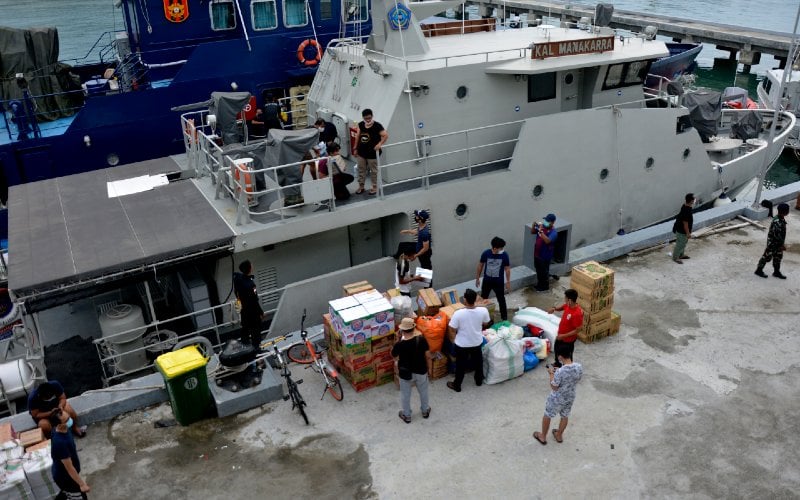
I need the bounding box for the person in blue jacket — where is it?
[532,213,558,291]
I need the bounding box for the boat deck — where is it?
[0,114,75,146]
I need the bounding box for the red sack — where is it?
[415,312,447,353]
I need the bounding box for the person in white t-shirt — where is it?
[446,289,490,392]
[394,242,424,296]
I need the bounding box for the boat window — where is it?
[284,0,309,27]
[252,0,278,30]
[210,0,236,31]
[602,60,651,90]
[344,0,370,24]
[763,79,772,94]
[528,72,556,102]
[320,0,333,20]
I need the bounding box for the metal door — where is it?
[348,219,383,266]
[560,70,583,112]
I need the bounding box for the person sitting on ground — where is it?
[28,380,86,438]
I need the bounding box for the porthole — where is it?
[564,73,574,85]
[532,184,543,198]
[107,153,120,166]
[682,148,691,161]
[456,85,468,100]
[645,157,654,170]
[454,203,468,219]
[599,168,609,181]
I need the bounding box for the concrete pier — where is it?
[70,193,800,498]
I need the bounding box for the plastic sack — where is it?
[416,312,447,352]
[482,336,524,384]
[513,307,560,349]
[523,350,539,371]
[535,342,548,360]
[391,296,415,325]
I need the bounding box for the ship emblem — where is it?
[164,0,189,23]
[388,4,412,30]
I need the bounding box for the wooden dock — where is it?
[470,0,795,69]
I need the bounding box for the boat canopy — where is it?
[0,26,80,120]
[683,91,722,142]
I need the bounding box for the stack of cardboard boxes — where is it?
[569,261,621,343]
[324,282,398,392]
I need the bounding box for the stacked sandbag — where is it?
[23,444,57,500]
[570,261,620,343]
[512,307,560,353]
[0,460,33,500]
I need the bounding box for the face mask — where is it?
[66,417,74,429]
[542,221,551,228]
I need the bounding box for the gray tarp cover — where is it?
[731,110,763,141]
[683,91,722,141]
[8,158,234,297]
[224,128,319,198]
[209,92,252,145]
[0,26,80,120]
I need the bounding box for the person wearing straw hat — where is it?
[391,317,433,423]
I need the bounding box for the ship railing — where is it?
[0,90,86,143]
[375,120,525,195]
[277,95,309,129]
[92,285,287,386]
[59,30,126,66]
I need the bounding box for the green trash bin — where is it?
[155,345,211,426]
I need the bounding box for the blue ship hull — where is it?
[646,42,703,88]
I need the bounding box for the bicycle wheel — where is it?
[324,368,344,401]
[291,387,310,425]
[287,342,314,364]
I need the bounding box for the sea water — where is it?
[1,0,798,182]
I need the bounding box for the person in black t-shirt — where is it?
[671,193,695,264]
[233,260,265,349]
[353,108,388,195]
[391,317,432,423]
[314,118,338,145]
[49,409,90,498]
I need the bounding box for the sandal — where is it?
[73,426,88,438]
[552,429,563,443]
[398,411,411,424]
[533,431,547,445]
[368,190,377,196]
[355,187,365,194]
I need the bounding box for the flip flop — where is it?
[533,431,547,445]
[355,188,365,194]
[552,429,563,443]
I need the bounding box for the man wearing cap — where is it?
[532,213,558,291]
[401,210,433,272]
[391,317,432,423]
[447,289,491,392]
[755,202,790,279]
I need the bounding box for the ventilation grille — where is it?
[256,266,280,307]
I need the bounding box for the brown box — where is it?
[430,351,448,380]
[570,279,614,301]
[475,298,497,319]
[577,293,614,314]
[0,422,17,443]
[578,331,601,344]
[376,372,395,387]
[374,358,395,376]
[583,307,613,325]
[438,302,465,322]
[343,281,374,296]
[584,317,612,337]
[343,351,374,371]
[416,288,442,316]
[570,261,615,290]
[439,289,460,306]
[19,428,44,448]
[25,439,51,453]
[349,378,378,392]
[609,311,621,335]
[384,288,401,298]
[371,332,397,354]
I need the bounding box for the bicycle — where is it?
[286,309,344,401]
[261,334,309,425]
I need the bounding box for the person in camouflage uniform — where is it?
[755,203,790,279]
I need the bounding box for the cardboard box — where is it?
[353,289,385,304]
[570,279,614,301]
[343,281,374,296]
[349,378,378,392]
[416,288,442,316]
[609,311,621,335]
[24,439,50,454]
[414,267,433,285]
[439,302,465,321]
[373,349,394,364]
[430,351,448,380]
[583,307,613,325]
[371,331,397,354]
[374,358,395,376]
[342,341,371,358]
[439,289,460,306]
[584,317,612,337]
[329,296,359,316]
[335,305,372,344]
[376,372,395,386]
[362,298,396,335]
[578,331,598,344]
[475,297,497,319]
[19,428,44,448]
[570,261,614,290]
[344,351,374,371]
[0,422,17,443]
[344,364,376,385]
[384,288,401,299]
[577,294,614,314]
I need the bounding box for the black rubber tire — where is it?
[292,388,310,425]
[325,368,344,401]
[287,342,314,364]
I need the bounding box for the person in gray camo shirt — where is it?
[533,345,583,445]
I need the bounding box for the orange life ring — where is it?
[297,39,321,67]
